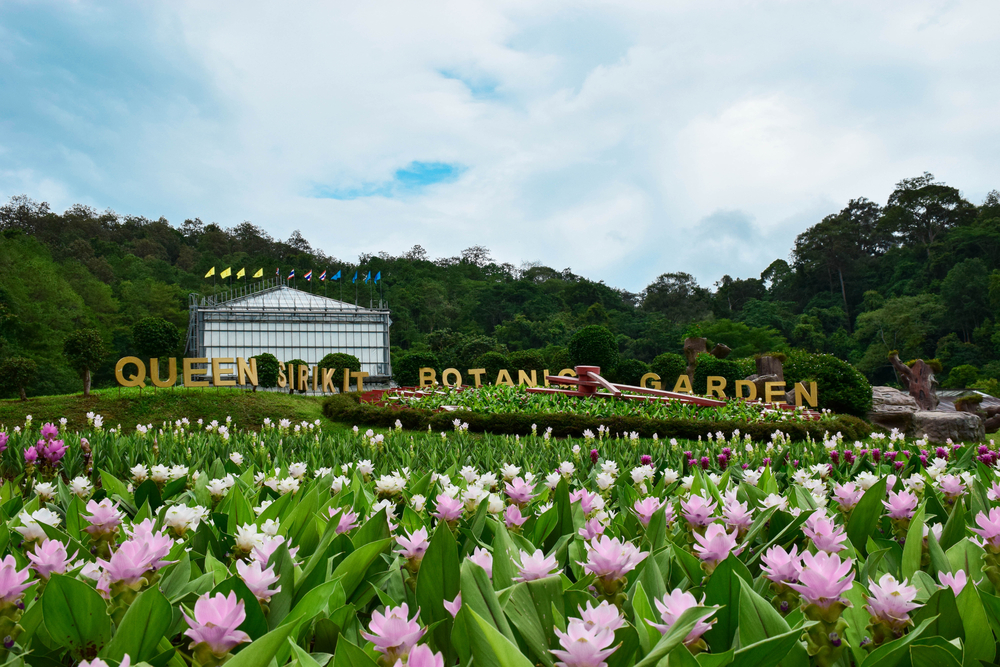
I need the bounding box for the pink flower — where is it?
[0,432,8,452]
[505,477,536,505]
[883,490,918,520]
[761,545,803,585]
[235,559,281,602]
[444,593,462,617]
[83,499,124,537]
[803,512,847,553]
[81,657,131,667]
[574,489,601,516]
[516,549,558,582]
[633,497,664,527]
[582,537,648,583]
[987,482,1000,502]
[469,547,493,578]
[865,573,920,631]
[333,508,360,534]
[0,555,32,604]
[551,619,618,667]
[24,445,38,463]
[26,539,75,580]
[252,534,294,564]
[680,495,718,528]
[648,589,714,646]
[396,527,430,561]
[360,603,425,664]
[832,482,863,511]
[787,551,854,610]
[692,524,740,569]
[504,505,529,529]
[938,474,966,503]
[578,518,605,541]
[40,439,66,464]
[973,508,1000,551]
[182,591,251,658]
[399,644,444,667]
[722,499,754,534]
[577,600,625,634]
[40,423,59,440]
[432,494,464,522]
[939,570,967,596]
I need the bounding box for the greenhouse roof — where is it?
[199,285,382,312]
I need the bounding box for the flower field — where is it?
[1,415,1000,667]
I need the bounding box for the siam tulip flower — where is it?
[83,499,124,538]
[164,504,208,537]
[632,497,664,527]
[235,559,281,603]
[973,508,1000,551]
[803,512,847,553]
[721,499,754,539]
[504,505,529,530]
[832,482,864,513]
[938,570,967,596]
[40,438,67,464]
[501,463,521,481]
[360,603,426,666]
[230,452,244,466]
[235,524,265,553]
[443,593,462,617]
[252,535,298,564]
[761,545,803,586]
[505,477,537,505]
[33,481,57,502]
[883,490,918,520]
[432,493,464,523]
[469,547,493,578]
[582,537,647,603]
[516,549,558,582]
[402,644,445,667]
[787,551,854,610]
[183,591,251,660]
[16,508,61,544]
[551,618,618,667]
[80,658,131,667]
[692,524,741,573]
[23,445,38,464]
[0,432,7,452]
[760,494,788,512]
[865,574,920,643]
[396,527,430,562]
[938,474,965,504]
[40,422,59,440]
[680,495,718,529]
[0,554,32,605]
[648,589,715,649]
[579,518,606,541]
[488,494,505,515]
[334,508,359,534]
[988,482,1000,503]
[70,476,93,498]
[578,600,626,634]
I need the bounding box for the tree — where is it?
[568,325,619,373]
[63,329,108,397]
[251,353,280,391]
[285,358,307,393]
[461,246,492,267]
[881,173,976,253]
[640,273,712,323]
[132,317,183,358]
[940,258,990,340]
[852,294,946,380]
[0,356,37,400]
[319,353,362,389]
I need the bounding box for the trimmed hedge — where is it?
[323,393,872,442]
[692,354,743,395]
[568,325,619,372]
[783,350,872,418]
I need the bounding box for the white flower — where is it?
[544,472,562,490]
[596,472,615,490]
[661,468,679,485]
[314,467,333,478]
[375,474,406,496]
[708,472,722,486]
[855,471,879,490]
[600,461,619,478]
[680,475,694,491]
[164,504,208,534]
[235,523,265,552]
[743,469,762,486]
[230,452,244,466]
[150,465,170,484]
[276,477,300,495]
[357,460,374,478]
[904,474,925,493]
[501,464,521,481]
[287,462,308,479]
[926,458,948,480]
[169,465,189,481]
[478,472,498,490]
[207,478,231,500]
[70,476,93,498]
[487,494,505,514]
[411,494,426,512]
[460,466,479,484]
[331,476,350,494]
[34,482,57,502]
[760,494,789,512]
[558,461,575,477]
[261,519,281,536]
[463,485,489,512]
[255,500,273,514]
[371,499,396,521]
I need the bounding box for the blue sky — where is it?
[1,0,998,291]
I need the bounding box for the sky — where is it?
[1,1,998,292]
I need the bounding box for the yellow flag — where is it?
[237,268,246,279]
[220,267,232,279]
[253,268,263,278]
[204,266,215,278]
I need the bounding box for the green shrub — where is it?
[132,317,183,359]
[285,358,308,393]
[692,354,744,395]
[251,353,280,390]
[783,350,872,417]
[971,378,1000,398]
[649,353,686,388]
[735,357,756,378]
[393,351,440,386]
[568,325,619,374]
[944,364,979,389]
[611,358,650,386]
[0,356,37,400]
[319,352,362,388]
[542,345,572,371]
[474,351,510,385]
[508,349,546,373]
[63,328,107,397]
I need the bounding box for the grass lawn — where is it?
[0,386,353,433]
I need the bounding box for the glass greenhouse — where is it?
[186,280,392,381]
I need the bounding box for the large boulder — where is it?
[910,410,984,443]
[868,386,919,432]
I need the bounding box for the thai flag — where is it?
[319,270,327,281]
[288,268,295,279]
[305,269,313,281]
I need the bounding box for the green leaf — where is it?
[847,476,887,558]
[634,606,717,667]
[909,643,962,667]
[463,607,535,667]
[415,523,461,662]
[226,484,255,534]
[947,538,985,580]
[737,578,789,646]
[957,583,996,666]
[333,637,379,667]
[99,588,172,662]
[702,553,749,652]
[939,499,966,551]
[460,559,515,640]
[267,542,296,630]
[901,504,926,581]
[630,582,661,657]
[42,573,112,656]
[330,538,392,600]
[728,625,809,667]
[860,615,936,667]
[504,578,559,667]
[212,577,270,640]
[911,588,963,641]
[133,479,162,513]
[224,623,296,667]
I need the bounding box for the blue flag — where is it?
[364,271,370,284]
[374,271,381,283]
[332,270,341,281]
[352,271,357,283]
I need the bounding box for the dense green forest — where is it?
[1,172,999,399]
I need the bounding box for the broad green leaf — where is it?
[911,588,963,641]
[330,537,392,600]
[939,499,966,551]
[909,643,961,667]
[100,588,172,662]
[702,554,749,652]
[956,582,996,666]
[631,582,661,656]
[460,559,514,640]
[333,637,379,667]
[463,607,535,667]
[225,623,296,667]
[846,477,887,558]
[901,504,926,580]
[42,573,112,656]
[728,624,809,667]
[860,615,936,667]
[415,523,460,663]
[634,606,717,667]
[737,578,789,646]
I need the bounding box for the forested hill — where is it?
[1,172,999,398]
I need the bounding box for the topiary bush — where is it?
[285,358,308,393]
[508,349,546,373]
[943,364,979,389]
[251,353,280,391]
[692,354,744,395]
[132,317,183,359]
[568,325,619,374]
[393,351,440,387]
[319,352,362,389]
[783,350,872,417]
[474,351,510,385]
[611,358,650,386]
[649,353,686,388]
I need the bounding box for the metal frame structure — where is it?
[187,279,392,381]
